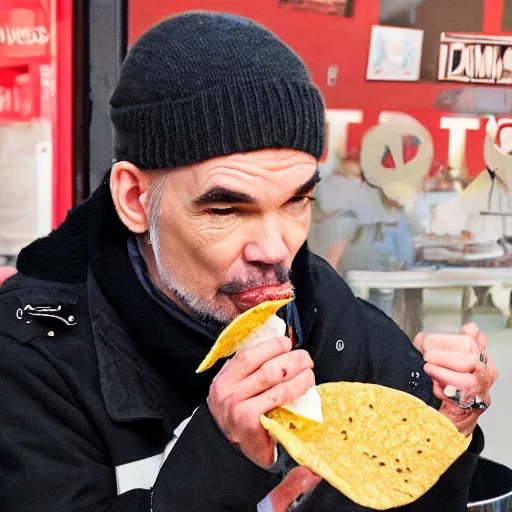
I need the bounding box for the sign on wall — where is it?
[0,6,50,63]
[366,26,424,82]
[0,25,49,47]
[438,33,512,85]
[278,0,354,17]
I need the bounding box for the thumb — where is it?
[460,322,480,341]
[461,322,487,351]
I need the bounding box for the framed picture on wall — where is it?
[278,0,354,17]
[366,25,424,81]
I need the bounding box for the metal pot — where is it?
[468,490,512,511]
[468,458,512,511]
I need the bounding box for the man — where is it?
[430,118,512,325]
[431,117,512,243]
[310,116,430,319]
[0,12,497,512]
[308,150,361,272]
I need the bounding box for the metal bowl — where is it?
[468,458,512,511]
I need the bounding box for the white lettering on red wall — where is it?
[0,25,49,46]
[321,109,487,178]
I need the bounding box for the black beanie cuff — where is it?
[110,78,325,170]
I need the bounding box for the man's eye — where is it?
[289,195,316,204]
[209,207,237,216]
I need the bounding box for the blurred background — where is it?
[1,0,511,467]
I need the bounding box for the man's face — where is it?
[147,149,318,328]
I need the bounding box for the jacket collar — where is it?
[86,270,171,423]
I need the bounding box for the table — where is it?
[346,268,512,339]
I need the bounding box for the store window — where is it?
[0,0,49,264]
[0,0,71,265]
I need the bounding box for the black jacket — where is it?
[0,181,482,512]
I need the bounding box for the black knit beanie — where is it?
[109,11,325,170]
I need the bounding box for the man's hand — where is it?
[0,267,16,286]
[414,323,498,437]
[208,336,315,468]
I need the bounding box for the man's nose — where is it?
[243,219,288,266]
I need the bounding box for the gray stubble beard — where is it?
[146,174,232,330]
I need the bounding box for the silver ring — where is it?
[479,353,487,365]
[444,388,490,410]
[462,395,490,411]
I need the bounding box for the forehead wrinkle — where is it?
[200,161,316,188]
[169,155,317,207]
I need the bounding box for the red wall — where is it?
[129,0,507,177]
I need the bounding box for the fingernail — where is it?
[443,385,460,399]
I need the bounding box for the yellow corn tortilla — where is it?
[261,382,471,510]
[196,298,292,373]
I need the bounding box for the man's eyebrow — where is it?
[193,187,257,206]
[293,168,321,196]
[193,168,321,206]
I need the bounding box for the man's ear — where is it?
[110,161,151,234]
